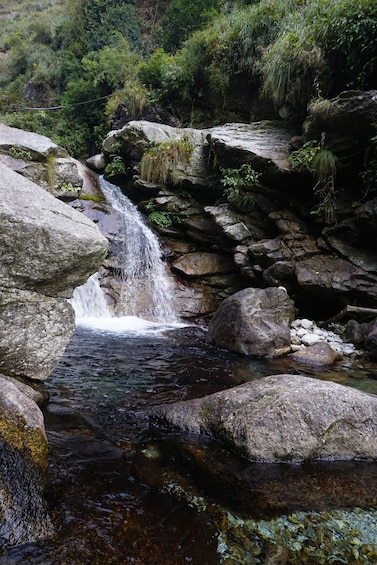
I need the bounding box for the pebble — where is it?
[290,319,361,356]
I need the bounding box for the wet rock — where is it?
[290,342,342,366]
[206,287,295,357]
[155,374,377,463]
[0,378,52,548]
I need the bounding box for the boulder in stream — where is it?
[0,377,53,549]
[154,374,377,463]
[206,287,296,357]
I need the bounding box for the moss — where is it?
[0,413,48,472]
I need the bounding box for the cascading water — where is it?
[70,177,180,329]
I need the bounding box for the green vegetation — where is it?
[220,164,261,198]
[0,0,376,157]
[140,133,194,185]
[289,139,340,223]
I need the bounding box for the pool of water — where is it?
[2,323,377,564]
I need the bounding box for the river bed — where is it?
[2,322,377,564]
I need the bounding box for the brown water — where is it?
[2,324,377,564]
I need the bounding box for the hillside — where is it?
[0,0,376,157]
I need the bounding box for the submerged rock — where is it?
[206,287,295,357]
[155,374,377,463]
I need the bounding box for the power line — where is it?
[22,94,112,111]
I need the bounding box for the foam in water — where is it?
[70,178,182,333]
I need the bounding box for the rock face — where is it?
[0,162,108,380]
[155,374,377,463]
[94,91,377,321]
[0,376,53,548]
[206,287,296,357]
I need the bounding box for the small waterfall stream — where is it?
[71,177,180,328]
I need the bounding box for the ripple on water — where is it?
[2,325,377,564]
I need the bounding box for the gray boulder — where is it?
[0,123,82,197]
[103,120,209,189]
[0,162,108,380]
[0,162,108,298]
[206,287,296,357]
[206,120,297,175]
[0,289,75,381]
[155,374,377,463]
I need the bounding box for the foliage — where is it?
[8,145,32,161]
[289,140,340,223]
[140,133,195,185]
[148,210,173,229]
[220,164,261,198]
[71,0,143,53]
[288,140,321,173]
[161,0,223,52]
[104,156,127,178]
[260,31,326,109]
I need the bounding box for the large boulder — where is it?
[0,162,107,299]
[102,120,209,189]
[0,123,82,198]
[206,121,297,176]
[206,287,296,357]
[0,161,108,380]
[0,377,53,548]
[154,374,377,463]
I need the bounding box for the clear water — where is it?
[2,323,377,564]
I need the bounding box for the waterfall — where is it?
[71,177,180,329]
[71,272,110,319]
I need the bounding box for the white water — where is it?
[71,178,182,333]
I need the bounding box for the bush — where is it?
[161,0,223,52]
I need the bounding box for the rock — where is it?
[300,332,322,346]
[0,123,68,160]
[86,153,107,171]
[206,121,297,174]
[0,162,108,298]
[0,162,108,380]
[0,288,75,381]
[103,120,209,189]
[206,287,296,357]
[304,90,377,156]
[172,252,235,277]
[0,374,49,407]
[290,342,342,366]
[295,255,377,308]
[0,377,52,547]
[365,319,377,359]
[154,374,377,463]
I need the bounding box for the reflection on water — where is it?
[2,324,377,564]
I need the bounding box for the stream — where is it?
[1,323,377,564]
[2,179,377,564]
